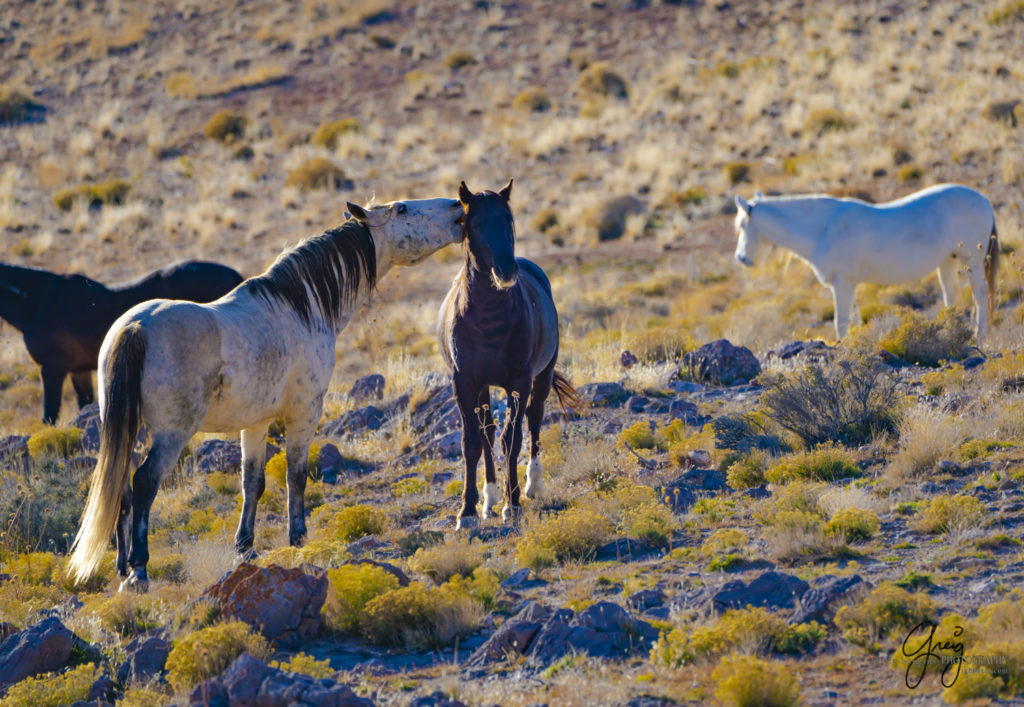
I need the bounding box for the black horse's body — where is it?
[0,261,243,423]
[438,181,579,528]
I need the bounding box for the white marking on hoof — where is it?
[455,515,478,531]
[524,457,544,500]
[119,575,149,594]
[501,504,523,522]
[481,482,501,518]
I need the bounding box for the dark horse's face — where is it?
[459,179,518,289]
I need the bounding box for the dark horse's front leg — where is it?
[476,388,500,519]
[499,377,532,521]
[455,378,484,530]
[40,365,66,425]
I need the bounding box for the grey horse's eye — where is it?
[396,203,407,214]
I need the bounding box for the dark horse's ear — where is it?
[498,178,513,202]
[458,181,473,206]
[347,202,369,222]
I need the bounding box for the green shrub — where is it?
[762,509,828,562]
[513,87,551,112]
[310,118,360,149]
[0,83,44,125]
[725,452,767,490]
[444,50,476,70]
[897,165,924,182]
[879,308,973,367]
[391,477,427,497]
[912,494,986,534]
[806,107,853,135]
[516,507,613,570]
[410,536,484,584]
[443,567,502,612]
[323,563,400,633]
[206,471,239,495]
[321,503,387,542]
[118,688,173,707]
[578,62,628,98]
[165,621,271,692]
[81,592,163,637]
[711,653,802,707]
[826,507,880,543]
[204,110,247,144]
[285,157,353,191]
[0,459,89,554]
[617,420,656,450]
[623,502,677,548]
[26,427,83,460]
[5,552,59,585]
[760,354,900,447]
[834,584,937,651]
[942,669,1004,703]
[701,528,748,556]
[361,582,482,650]
[765,444,860,484]
[0,663,99,707]
[989,1,1024,25]
[53,179,131,211]
[148,553,187,583]
[269,652,334,678]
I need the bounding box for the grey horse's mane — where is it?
[245,219,377,329]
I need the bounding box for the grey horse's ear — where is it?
[735,195,751,214]
[498,178,513,202]
[458,181,473,206]
[347,202,369,221]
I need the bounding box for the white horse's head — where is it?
[733,192,762,267]
[347,197,463,267]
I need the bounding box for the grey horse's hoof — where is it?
[501,504,523,522]
[455,515,479,531]
[234,548,259,565]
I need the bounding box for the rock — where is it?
[116,635,171,686]
[526,602,659,666]
[346,559,410,586]
[87,674,116,702]
[71,403,101,452]
[594,537,658,562]
[688,449,712,467]
[202,563,327,647]
[422,430,463,460]
[961,355,985,370]
[577,382,629,408]
[410,691,469,707]
[713,570,810,615]
[683,339,761,386]
[322,405,388,437]
[790,574,866,624]
[189,653,373,707]
[627,395,649,413]
[592,195,644,241]
[620,350,638,368]
[626,588,665,611]
[0,435,29,465]
[668,380,705,394]
[667,399,698,421]
[466,618,545,667]
[346,535,392,557]
[192,438,242,474]
[315,442,345,483]
[0,617,74,692]
[348,374,385,402]
[501,568,531,590]
[773,340,832,361]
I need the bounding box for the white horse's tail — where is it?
[68,322,146,584]
[985,222,999,322]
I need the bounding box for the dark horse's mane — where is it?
[245,219,377,329]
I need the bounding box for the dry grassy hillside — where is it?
[1,1,1024,706]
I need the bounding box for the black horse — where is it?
[0,260,243,423]
[438,180,580,529]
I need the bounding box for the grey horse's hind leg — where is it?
[123,432,190,593]
[235,424,268,559]
[115,485,131,577]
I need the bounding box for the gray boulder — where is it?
[116,635,170,685]
[466,601,551,667]
[712,570,810,614]
[526,602,659,666]
[348,374,385,402]
[189,653,373,707]
[322,406,387,437]
[684,339,761,386]
[409,692,468,707]
[0,617,75,693]
[577,382,629,408]
[790,574,867,624]
[192,438,242,474]
[71,403,101,453]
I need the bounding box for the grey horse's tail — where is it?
[985,221,999,322]
[68,322,146,584]
[551,370,584,421]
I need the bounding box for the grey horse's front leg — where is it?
[235,424,268,560]
[285,421,316,547]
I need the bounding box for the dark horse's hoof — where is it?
[455,515,478,531]
[119,569,149,594]
[235,547,259,565]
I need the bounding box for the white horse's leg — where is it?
[235,423,268,560]
[829,281,856,340]
[936,259,958,308]
[967,266,988,343]
[284,419,316,546]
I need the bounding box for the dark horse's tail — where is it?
[68,322,146,584]
[551,370,584,421]
[985,221,999,323]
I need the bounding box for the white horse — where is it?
[68,197,463,591]
[733,183,999,341]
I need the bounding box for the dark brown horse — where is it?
[438,180,580,530]
[0,261,243,424]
